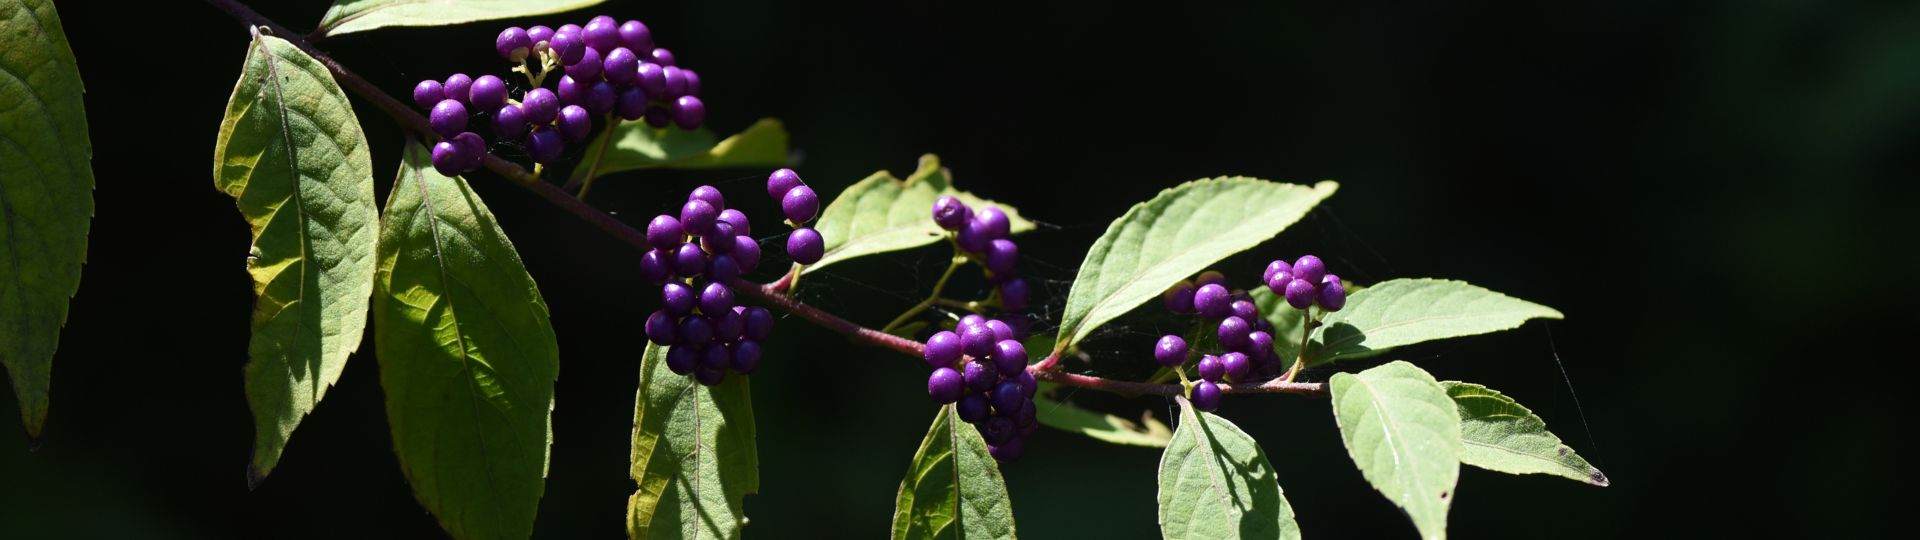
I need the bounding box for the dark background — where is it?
[4,0,1913,537]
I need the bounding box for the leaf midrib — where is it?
[258,39,319,404]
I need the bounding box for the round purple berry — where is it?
[647,214,684,247]
[568,46,605,81]
[708,254,741,282]
[412,80,444,110]
[1196,354,1225,383]
[985,239,1019,275]
[528,25,555,47]
[618,20,653,51]
[1292,255,1327,285]
[452,132,486,171]
[931,195,970,230]
[975,207,1011,239]
[550,32,585,65]
[555,23,583,41]
[429,99,467,138]
[780,185,819,224]
[1220,352,1251,382]
[494,104,528,139]
[992,339,1027,376]
[1318,275,1347,311]
[680,199,719,235]
[689,185,725,209]
[1164,280,1196,314]
[528,128,564,164]
[497,27,533,62]
[649,47,676,66]
[924,331,963,368]
[470,75,508,111]
[963,361,999,393]
[961,322,996,359]
[1193,283,1233,319]
[616,86,649,120]
[583,15,619,50]
[956,217,993,253]
[1247,331,1274,358]
[557,105,592,141]
[992,381,1026,415]
[443,74,472,104]
[636,62,667,97]
[522,88,559,124]
[743,307,773,341]
[1195,270,1227,287]
[699,282,734,315]
[665,345,697,375]
[584,80,617,115]
[604,47,640,85]
[672,96,706,129]
[717,209,751,236]
[1230,300,1258,322]
[1263,259,1292,284]
[999,278,1029,312]
[430,140,467,176]
[1017,370,1037,397]
[786,228,824,264]
[959,314,987,329]
[678,315,713,345]
[766,168,803,200]
[698,344,728,370]
[957,394,991,423]
[694,365,724,386]
[639,249,671,283]
[643,104,671,128]
[673,243,707,277]
[662,282,696,314]
[645,310,677,345]
[702,223,737,255]
[732,236,761,271]
[682,69,702,95]
[711,307,745,341]
[731,341,762,374]
[1218,316,1252,349]
[1190,381,1222,411]
[989,433,1024,460]
[928,368,964,404]
[557,75,584,106]
[1154,335,1188,367]
[985,319,1014,343]
[662,66,689,98]
[1283,278,1316,309]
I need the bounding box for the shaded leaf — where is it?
[374,141,559,539]
[890,405,1016,539]
[213,32,377,481]
[809,155,1034,274]
[1032,386,1171,447]
[1053,178,1336,353]
[1329,361,1460,540]
[0,0,92,440]
[627,343,759,539]
[570,118,789,184]
[316,0,608,37]
[1442,381,1607,486]
[1307,279,1562,366]
[1157,397,1300,539]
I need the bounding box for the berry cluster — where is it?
[1154,255,1344,411]
[924,315,1039,462]
[766,168,825,264]
[410,15,709,176]
[932,196,1030,312]
[641,184,772,386]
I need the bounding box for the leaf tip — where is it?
[245,463,270,490]
[1587,469,1610,487]
[25,434,43,453]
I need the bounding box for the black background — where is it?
[4,0,1913,537]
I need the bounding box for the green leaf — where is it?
[627,343,759,539]
[808,154,1034,274]
[213,32,378,481]
[1053,178,1336,353]
[1032,387,1171,447]
[569,118,789,184]
[1157,397,1300,539]
[374,141,559,540]
[0,0,92,440]
[1308,278,1562,366]
[1329,361,1461,540]
[890,404,1017,540]
[315,0,609,37]
[1441,381,1607,486]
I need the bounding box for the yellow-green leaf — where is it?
[1308,278,1562,366]
[890,405,1017,539]
[213,32,377,482]
[570,118,789,185]
[315,0,609,38]
[627,343,758,539]
[808,154,1033,274]
[1032,386,1171,448]
[1157,397,1300,539]
[1442,381,1607,486]
[1329,361,1461,540]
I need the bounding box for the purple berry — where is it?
[1283,278,1316,309]
[992,339,1027,376]
[689,185,725,209]
[976,207,1011,239]
[682,69,702,95]
[743,307,773,341]
[1194,283,1232,319]
[786,228,824,264]
[1230,300,1258,322]
[931,195,970,230]
[616,86,649,120]
[665,345,696,375]
[718,209,751,236]
[999,278,1029,311]
[443,74,472,104]
[678,315,713,345]
[429,99,467,138]
[604,47,640,86]
[963,361,999,392]
[672,96,706,129]
[925,331,963,368]
[583,15,619,50]
[528,128,564,164]
[698,345,728,370]
[1154,335,1187,367]
[430,140,466,176]
[412,80,444,110]
[1190,381,1221,411]
[585,80,617,115]
[711,307,744,341]
[1264,259,1292,284]
[649,47,676,66]
[470,75,507,110]
[636,62,668,97]
[494,104,528,138]
[1218,316,1252,349]
[957,394,991,423]
[1196,355,1225,383]
[557,75,584,105]
[1292,255,1326,285]
[985,239,1019,275]
[992,381,1026,414]
[647,215,684,247]
[550,32,585,65]
[957,217,993,253]
[694,365,724,386]
[557,105,592,141]
[643,104,671,128]
[645,310,677,345]
[1247,331,1274,358]
[528,26,555,47]
[1195,270,1227,287]
[673,243,707,277]
[699,281,734,315]
[452,132,486,171]
[618,20,653,51]
[497,27,533,62]
[567,46,604,81]
[1220,352,1251,382]
[928,368,964,403]
[1266,270,1293,295]
[731,340,762,374]
[732,236,761,271]
[1164,281,1196,314]
[779,185,819,224]
[680,199,719,235]
[959,314,987,329]
[1017,370,1037,397]
[985,319,1014,343]
[702,223,737,255]
[1318,275,1347,311]
[556,23,583,41]
[708,254,741,282]
[522,88,559,124]
[662,282,696,314]
[961,323,996,359]
[662,66,689,97]
[639,249,671,283]
[982,417,1015,445]
[767,169,803,199]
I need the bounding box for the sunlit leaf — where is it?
[890,405,1016,539]
[627,344,759,539]
[1308,279,1561,366]
[808,154,1033,274]
[1033,386,1171,447]
[569,118,789,185]
[1157,397,1300,539]
[1442,381,1607,486]
[315,0,609,37]
[1329,361,1460,540]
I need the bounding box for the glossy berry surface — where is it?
[1292,255,1327,285]
[527,128,563,164]
[991,339,1027,375]
[411,80,444,110]
[1319,275,1347,311]
[469,75,507,111]
[673,96,707,129]
[557,105,592,141]
[1283,278,1316,309]
[767,168,803,199]
[429,99,467,138]
[1196,354,1225,382]
[443,74,472,104]
[1193,283,1232,319]
[496,27,532,62]
[999,278,1029,312]
[1154,335,1188,367]
[781,185,819,223]
[786,228,824,264]
[924,331,962,368]
[932,195,969,230]
[1163,280,1196,314]
[928,368,964,403]
[1190,380,1222,411]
